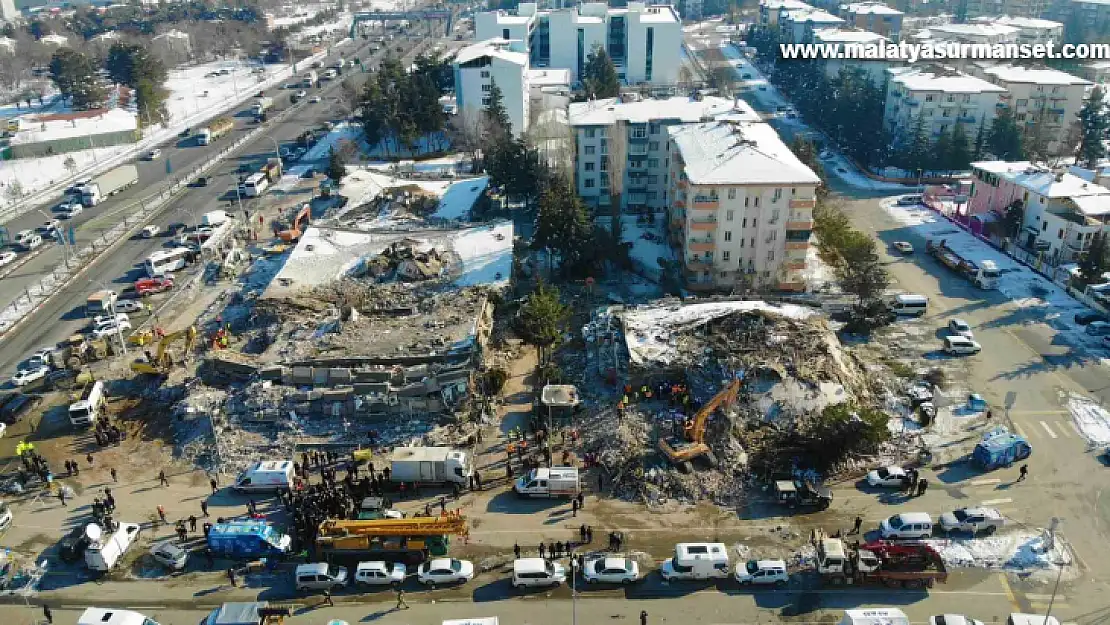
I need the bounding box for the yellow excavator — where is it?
[315,515,469,565]
[130,325,197,375]
[658,378,742,472]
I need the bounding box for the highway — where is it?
[0,37,425,378]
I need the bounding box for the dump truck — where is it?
[814,532,948,589]
[389,447,472,485]
[199,117,234,145]
[80,164,139,207]
[207,521,292,559]
[925,238,1000,289]
[251,97,273,117]
[315,516,468,565]
[86,290,118,317]
[68,379,105,426]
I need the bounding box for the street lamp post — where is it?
[267,136,282,165]
[37,208,72,267]
[1043,517,1065,623]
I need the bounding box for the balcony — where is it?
[629,145,649,156]
[789,198,816,209]
[905,98,920,106]
[785,220,813,230]
[674,198,686,208]
[688,238,716,252]
[939,100,957,107]
[685,257,713,270]
[996,101,1010,109]
[689,217,717,231]
[692,196,719,209]
[785,241,809,250]
[959,116,976,123]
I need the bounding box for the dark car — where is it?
[1075,311,1109,325]
[58,525,90,563]
[193,176,211,187]
[0,393,40,424]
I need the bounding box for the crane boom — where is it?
[317,516,468,537]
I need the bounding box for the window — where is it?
[728,188,736,199]
[647,175,658,185]
[585,145,596,155]
[600,157,608,172]
[753,218,758,228]
[647,191,657,199]
[481,84,491,92]
[502,28,510,39]
[724,231,732,241]
[740,238,745,248]
[925,94,935,102]
[482,98,490,106]
[1058,229,1064,239]
[772,188,783,202]
[722,251,731,261]
[649,141,659,151]
[584,178,595,188]
[480,70,490,78]
[1042,221,1048,231]
[645,158,658,168]
[742,218,747,228]
[631,126,647,139]
[753,197,760,207]
[1016,99,1028,107]
[585,129,596,139]
[744,197,750,207]
[751,237,756,247]
[726,209,734,221]
[1016,113,1026,122]
[791,188,796,196]
[585,162,595,171]
[767,250,775,261]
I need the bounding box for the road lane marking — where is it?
[998,572,1022,612]
[1026,593,1067,601]
[1015,424,1030,438]
[981,498,1013,506]
[1040,421,1058,438]
[1067,421,1081,437]
[1057,422,1072,438]
[970,478,1002,486]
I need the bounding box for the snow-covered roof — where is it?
[841,2,903,16]
[454,39,529,67]
[811,27,886,44]
[889,68,1006,94]
[92,31,119,41]
[981,65,1089,87]
[989,16,1063,30]
[973,161,1110,199]
[782,8,843,24]
[39,34,69,45]
[526,68,571,87]
[761,0,812,10]
[668,120,822,186]
[1069,194,1110,216]
[153,29,191,41]
[568,96,760,126]
[931,23,1018,38]
[9,108,138,146]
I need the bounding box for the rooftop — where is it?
[761,0,813,10]
[668,120,822,187]
[840,2,904,15]
[989,16,1063,30]
[981,64,1090,86]
[931,23,1019,38]
[973,161,1110,201]
[888,67,1007,94]
[9,107,138,146]
[454,39,529,67]
[782,8,844,24]
[526,68,571,87]
[811,27,886,44]
[568,95,761,126]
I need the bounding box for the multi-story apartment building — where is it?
[962,0,1049,18]
[453,39,531,138]
[665,120,821,292]
[884,67,1005,142]
[779,7,845,42]
[0,0,17,24]
[839,2,904,42]
[474,2,681,85]
[972,64,1090,152]
[982,16,1063,45]
[1048,0,1110,35]
[810,28,896,82]
[759,0,814,26]
[968,161,1110,264]
[569,95,761,210]
[927,22,1020,45]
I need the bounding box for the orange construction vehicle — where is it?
[277,204,311,242]
[657,378,741,471]
[315,515,468,565]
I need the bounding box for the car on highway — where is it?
[135,277,174,295]
[142,225,161,238]
[943,336,982,355]
[938,507,1004,535]
[734,559,788,586]
[39,219,62,235]
[582,556,640,585]
[113,299,144,313]
[93,313,130,328]
[0,251,17,267]
[145,148,162,160]
[866,465,909,488]
[91,319,132,339]
[892,241,914,254]
[353,561,406,587]
[11,365,50,387]
[417,558,474,587]
[310,95,322,103]
[948,318,974,338]
[27,348,53,369]
[1075,311,1109,325]
[60,204,83,219]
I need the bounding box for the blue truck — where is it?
[207,521,292,559]
[972,427,1032,471]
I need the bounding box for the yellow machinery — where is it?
[316,516,468,565]
[130,325,197,375]
[277,204,311,242]
[657,378,742,471]
[53,334,112,370]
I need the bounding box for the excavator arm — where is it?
[687,378,742,444]
[131,325,197,375]
[660,378,742,468]
[278,204,311,242]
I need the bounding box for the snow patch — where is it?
[925,530,1072,572]
[1066,393,1110,446]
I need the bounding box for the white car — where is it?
[309,95,322,103]
[892,241,914,254]
[734,559,789,586]
[938,507,1005,535]
[0,502,11,532]
[417,558,474,587]
[142,225,161,238]
[582,556,640,584]
[61,204,83,219]
[354,561,406,587]
[91,319,132,338]
[113,300,143,313]
[0,422,6,438]
[930,616,985,625]
[27,348,54,369]
[146,149,162,160]
[0,251,17,267]
[57,200,82,213]
[11,365,50,387]
[93,313,130,328]
[948,318,974,339]
[866,465,909,488]
[295,90,307,98]
[40,220,62,235]
[943,336,982,355]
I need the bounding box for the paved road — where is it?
[0,39,424,378]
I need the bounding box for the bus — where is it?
[145,247,195,277]
[240,172,270,198]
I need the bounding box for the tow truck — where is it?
[925,238,1000,289]
[814,530,948,589]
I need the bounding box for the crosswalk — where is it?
[1012,419,1083,441]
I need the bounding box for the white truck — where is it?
[198,117,234,145]
[251,97,274,117]
[201,210,230,227]
[389,446,472,485]
[514,466,580,498]
[233,460,296,493]
[68,380,105,426]
[80,164,139,207]
[840,609,910,625]
[79,608,160,625]
[301,70,318,87]
[84,521,142,571]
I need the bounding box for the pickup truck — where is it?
[135,277,174,296]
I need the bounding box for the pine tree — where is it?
[948,124,971,172]
[1080,231,1108,284]
[1076,86,1109,168]
[583,45,620,99]
[972,117,987,160]
[485,78,512,137]
[905,114,930,173]
[533,174,595,276]
[327,147,347,182]
[987,109,1024,160]
[932,126,953,174]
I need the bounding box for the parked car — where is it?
[897,195,924,206]
[11,365,50,387]
[581,556,640,585]
[39,220,62,235]
[0,251,17,267]
[142,225,161,238]
[93,313,130,328]
[145,149,162,160]
[943,336,982,355]
[511,557,566,588]
[1075,311,1109,325]
[354,561,406,587]
[892,241,914,254]
[27,348,53,369]
[734,559,789,586]
[295,562,348,591]
[866,465,909,488]
[879,512,934,539]
[91,319,132,339]
[113,299,143,313]
[418,558,474,587]
[150,541,189,571]
[135,277,175,296]
[948,318,974,339]
[0,393,40,424]
[938,507,1005,535]
[929,616,985,625]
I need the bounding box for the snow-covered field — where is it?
[925,529,1073,575]
[1065,394,1110,446]
[623,219,672,279]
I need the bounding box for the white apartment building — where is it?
[453,39,531,138]
[666,120,821,292]
[810,28,895,82]
[569,95,762,210]
[839,2,904,42]
[884,67,1005,142]
[977,16,1063,45]
[927,22,1020,45]
[760,0,813,26]
[474,2,681,85]
[780,7,845,42]
[974,64,1090,152]
[0,0,17,24]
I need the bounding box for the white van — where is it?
[1007,615,1060,625]
[840,609,910,625]
[295,562,348,591]
[880,512,934,539]
[660,542,730,581]
[890,294,928,316]
[514,467,579,498]
[78,608,160,625]
[511,557,567,588]
[85,522,142,571]
[233,460,295,492]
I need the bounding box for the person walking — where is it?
[576,491,585,510]
[323,589,333,607]
[159,470,169,487]
[43,605,53,625]
[852,516,863,535]
[514,543,521,559]
[571,498,579,517]
[1018,464,1028,482]
[917,478,928,497]
[201,500,209,517]
[110,468,118,482]
[86,453,94,466]
[640,610,648,625]
[395,587,409,610]
[474,470,482,490]
[157,505,167,523]
[539,542,546,559]
[210,477,218,494]
[227,568,237,587]
[58,489,67,506]
[189,515,198,532]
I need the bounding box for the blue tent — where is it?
[972,426,1031,470]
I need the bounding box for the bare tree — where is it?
[63,155,78,175]
[448,108,488,173]
[607,121,628,241]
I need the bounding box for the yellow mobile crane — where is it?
[657,378,742,472]
[130,325,197,375]
[315,516,469,565]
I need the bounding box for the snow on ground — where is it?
[802,242,836,292]
[332,166,488,226]
[434,176,488,221]
[1065,393,1110,446]
[452,221,512,287]
[820,152,916,192]
[623,219,672,277]
[292,14,355,43]
[365,154,471,175]
[622,300,814,366]
[925,529,1072,574]
[302,121,369,161]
